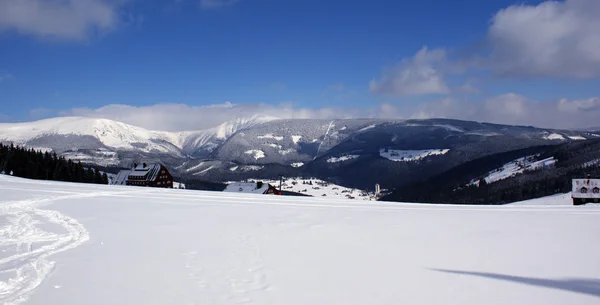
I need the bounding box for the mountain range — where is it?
[0,116,595,190]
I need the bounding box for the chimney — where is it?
[143,163,147,168]
[134,163,137,169]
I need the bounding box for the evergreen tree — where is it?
[94,169,104,184]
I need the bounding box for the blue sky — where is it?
[0,0,599,130]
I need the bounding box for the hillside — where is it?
[381,139,600,204]
[1,175,599,305]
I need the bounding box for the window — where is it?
[581,187,588,194]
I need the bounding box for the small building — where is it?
[572,176,600,205]
[111,163,173,188]
[224,181,281,195]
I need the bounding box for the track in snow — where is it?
[0,191,127,305]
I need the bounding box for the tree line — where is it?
[0,143,109,184]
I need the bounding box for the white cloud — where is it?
[375,0,600,93]
[487,0,600,78]
[18,94,600,131]
[483,93,529,125]
[60,102,386,131]
[455,79,480,94]
[200,0,240,10]
[370,47,451,97]
[403,94,600,130]
[0,0,125,40]
[557,97,600,113]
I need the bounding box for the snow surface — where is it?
[291,136,302,144]
[544,133,566,140]
[245,150,265,160]
[568,136,586,141]
[224,182,269,194]
[290,162,304,168]
[358,124,376,132]
[279,149,295,155]
[266,143,282,149]
[257,134,284,141]
[472,156,557,186]
[1,175,599,305]
[326,155,359,163]
[194,165,215,175]
[433,124,464,132]
[61,151,119,167]
[239,165,264,172]
[255,178,375,200]
[380,148,450,162]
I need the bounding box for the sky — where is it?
[0,0,599,131]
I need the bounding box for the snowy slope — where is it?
[0,115,277,160]
[244,177,376,200]
[471,155,557,185]
[175,115,278,157]
[380,148,450,162]
[1,175,599,305]
[0,117,182,154]
[224,182,269,194]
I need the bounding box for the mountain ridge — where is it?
[1,116,596,190]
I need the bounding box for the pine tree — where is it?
[94,169,103,184]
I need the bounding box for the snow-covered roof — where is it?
[128,164,163,182]
[111,170,131,185]
[224,182,269,194]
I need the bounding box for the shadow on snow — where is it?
[432,269,600,298]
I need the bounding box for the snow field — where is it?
[326,155,359,163]
[257,134,284,141]
[472,155,557,185]
[0,175,599,305]
[251,177,382,200]
[380,148,450,162]
[544,133,566,140]
[245,150,265,160]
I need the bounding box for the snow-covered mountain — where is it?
[0,115,277,166]
[176,115,278,157]
[0,117,184,164]
[209,118,594,165]
[0,116,595,189]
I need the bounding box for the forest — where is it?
[0,143,108,185]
